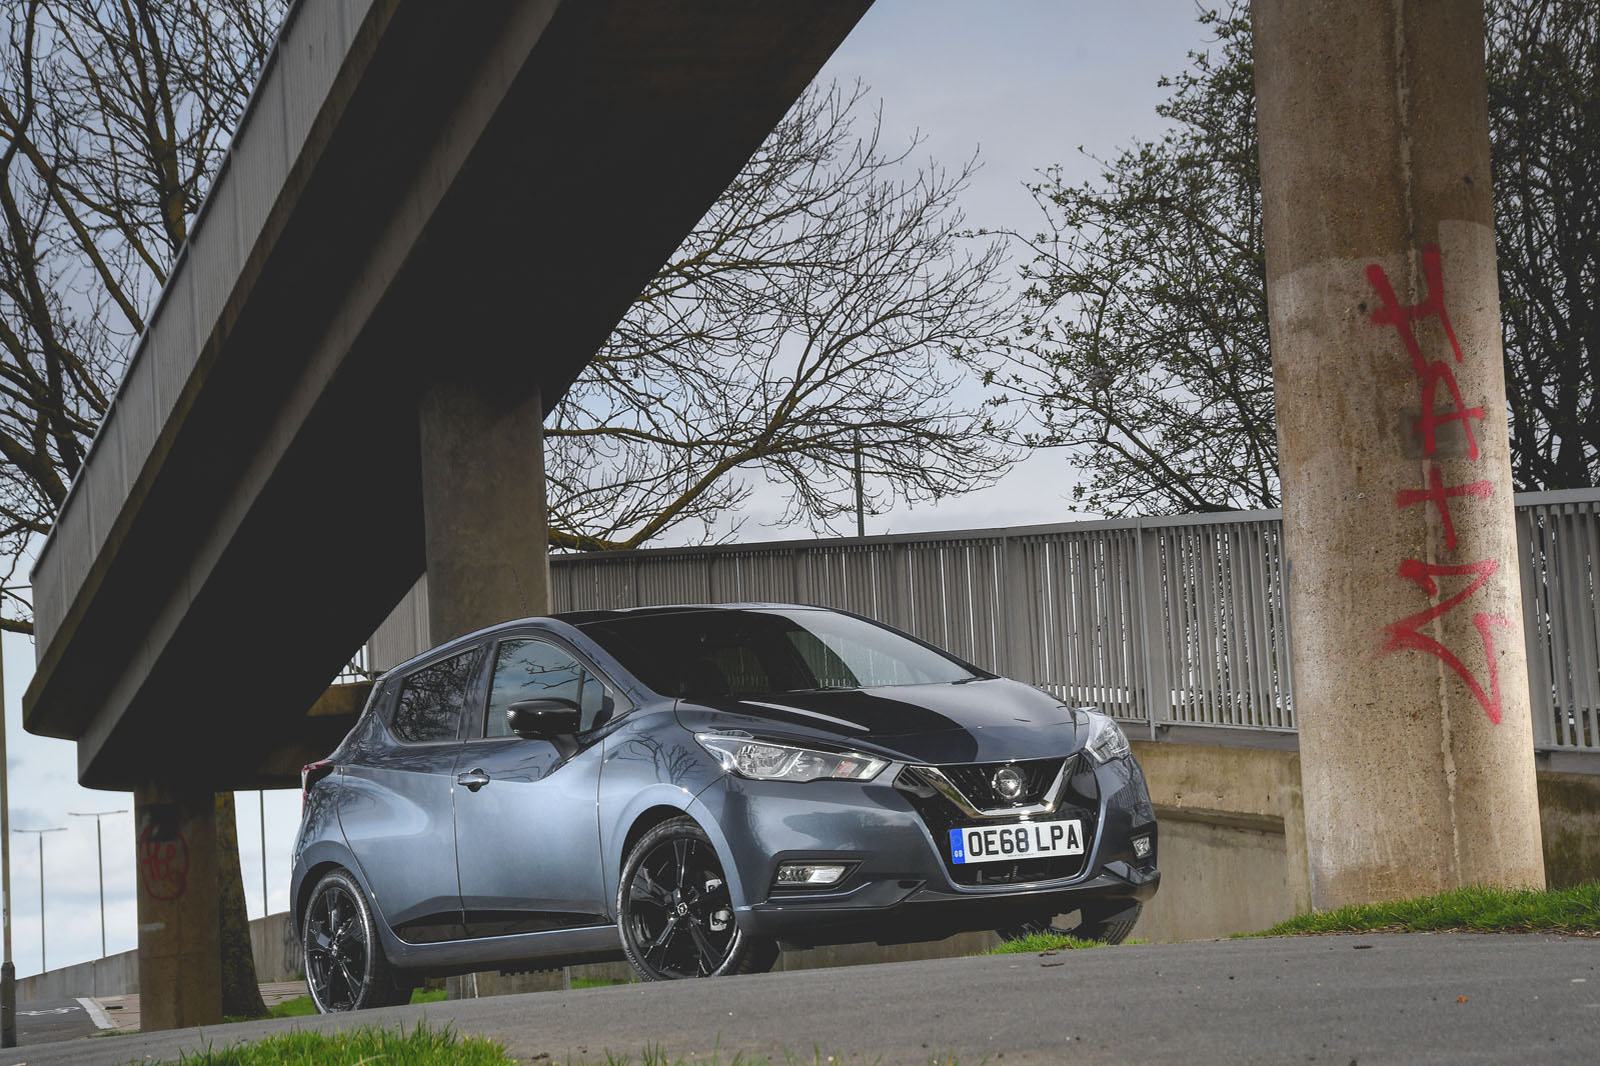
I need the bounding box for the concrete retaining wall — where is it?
[18,911,301,1002]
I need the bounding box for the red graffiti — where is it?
[138,823,189,901]
[1394,464,1493,551]
[1383,559,1513,725]
[1366,245,1485,458]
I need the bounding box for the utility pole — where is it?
[68,810,127,957]
[853,428,866,538]
[13,829,65,973]
[1,634,13,1048]
[259,792,268,916]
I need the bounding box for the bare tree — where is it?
[981,8,1271,518]
[0,0,281,629]
[546,82,1017,550]
[1489,0,1600,490]
[990,1,1600,516]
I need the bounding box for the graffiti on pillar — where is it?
[1367,243,1510,725]
[138,807,190,901]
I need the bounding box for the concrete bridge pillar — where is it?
[1254,0,1546,907]
[418,381,551,642]
[133,785,221,1029]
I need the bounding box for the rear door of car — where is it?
[452,631,620,934]
[338,645,484,941]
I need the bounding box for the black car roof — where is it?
[381,603,828,677]
[555,602,823,628]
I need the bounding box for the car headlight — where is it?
[696,734,887,782]
[1084,713,1131,764]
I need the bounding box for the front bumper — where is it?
[697,751,1160,947]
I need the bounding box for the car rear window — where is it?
[576,609,979,698]
[392,650,477,742]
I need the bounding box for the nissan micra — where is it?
[292,604,1160,1010]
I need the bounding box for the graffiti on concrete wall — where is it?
[1367,244,1510,725]
[137,809,190,901]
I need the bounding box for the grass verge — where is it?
[1252,881,1600,937]
[985,931,1104,954]
[140,1022,514,1065]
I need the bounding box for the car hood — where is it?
[673,677,1089,764]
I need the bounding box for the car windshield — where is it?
[575,608,982,699]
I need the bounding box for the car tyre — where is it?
[997,900,1142,945]
[303,868,410,1012]
[618,816,778,980]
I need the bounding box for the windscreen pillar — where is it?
[418,379,550,644]
[1254,0,1545,907]
[133,784,221,1030]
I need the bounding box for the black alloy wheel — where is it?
[997,900,1143,945]
[303,868,410,1012]
[618,816,778,980]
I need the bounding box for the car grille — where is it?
[895,757,1101,886]
[938,757,1070,809]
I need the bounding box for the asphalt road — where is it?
[12,998,102,1045]
[5,934,1598,1065]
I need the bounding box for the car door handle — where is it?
[457,769,491,792]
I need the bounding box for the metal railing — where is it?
[549,490,1600,753]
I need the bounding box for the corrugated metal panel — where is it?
[231,71,291,263]
[361,497,1599,754]
[279,6,345,162]
[187,164,242,346]
[151,267,196,424]
[82,406,128,561]
[57,506,92,627]
[31,544,63,660]
[118,343,159,486]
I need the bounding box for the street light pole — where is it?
[68,810,127,957]
[259,791,268,916]
[13,828,64,973]
[0,633,13,1048]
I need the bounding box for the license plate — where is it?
[948,819,1084,864]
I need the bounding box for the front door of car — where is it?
[452,634,614,934]
[338,648,480,942]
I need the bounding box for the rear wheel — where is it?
[997,900,1143,945]
[617,817,778,980]
[303,868,411,1012]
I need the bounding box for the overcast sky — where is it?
[1,0,1218,980]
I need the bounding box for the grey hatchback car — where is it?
[292,604,1160,1010]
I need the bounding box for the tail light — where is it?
[301,760,335,809]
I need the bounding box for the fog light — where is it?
[1133,835,1153,860]
[775,863,848,887]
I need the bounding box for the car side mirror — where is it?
[506,698,582,739]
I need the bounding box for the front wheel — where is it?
[997,900,1143,945]
[617,816,778,980]
[303,868,410,1012]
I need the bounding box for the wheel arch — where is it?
[604,783,749,913]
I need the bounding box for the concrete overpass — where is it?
[20,0,1550,1035]
[23,0,871,792]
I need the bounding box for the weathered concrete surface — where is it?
[132,787,221,1029]
[418,384,549,646]
[1536,771,1600,888]
[1254,0,1545,907]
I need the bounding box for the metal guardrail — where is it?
[549,491,1600,754]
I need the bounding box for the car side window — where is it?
[487,638,606,737]
[392,650,477,743]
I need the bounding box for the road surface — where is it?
[12,998,107,1045]
[4,934,1597,1064]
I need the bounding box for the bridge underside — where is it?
[22,0,871,791]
